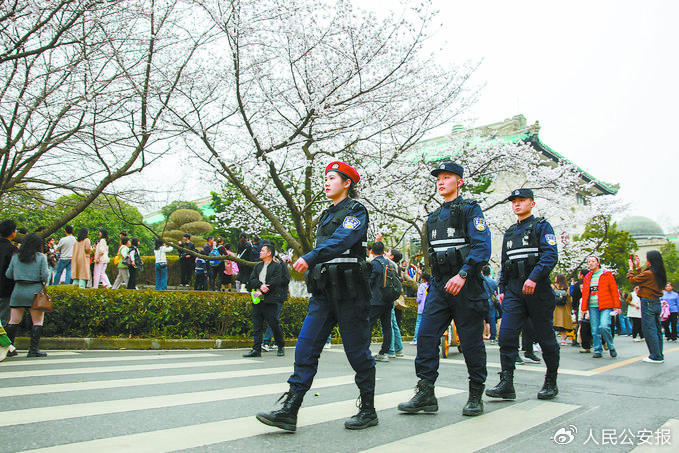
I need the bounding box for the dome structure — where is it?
[619,216,665,240]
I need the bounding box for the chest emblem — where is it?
[342,216,360,230]
[432,229,437,239]
[473,217,486,231]
[545,234,557,245]
[507,240,513,249]
[447,228,456,237]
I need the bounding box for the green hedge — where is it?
[40,286,419,339]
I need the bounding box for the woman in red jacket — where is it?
[580,256,620,358]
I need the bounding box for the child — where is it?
[195,257,207,291]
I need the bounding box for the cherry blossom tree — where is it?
[0,0,212,236]
[172,0,480,256]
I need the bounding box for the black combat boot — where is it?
[256,390,304,432]
[27,325,47,358]
[485,370,516,400]
[277,346,285,357]
[243,348,261,358]
[5,323,19,357]
[345,392,379,430]
[397,379,438,413]
[537,372,558,400]
[462,381,484,416]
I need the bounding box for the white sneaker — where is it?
[374,353,389,362]
[642,357,664,364]
[323,343,331,349]
[633,338,643,342]
[261,344,272,352]
[409,340,417,345]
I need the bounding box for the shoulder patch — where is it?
[342,216,361,230]
[545,234,557,245]
[473,217,486,231]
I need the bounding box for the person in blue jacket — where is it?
[398,162,491,417]
[256,161,376,432]
[486,188,560,401]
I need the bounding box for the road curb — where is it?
[12,337,298,350]
[11,335,412,350]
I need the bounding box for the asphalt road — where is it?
[0,335,677,452]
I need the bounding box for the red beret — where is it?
[325,161,360,184]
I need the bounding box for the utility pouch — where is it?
[344,268,357,299]
[359,260,371,294]
[328,264,342,302]
[517,261,527,281]
[446,248,459,268]
[436,251,450,275]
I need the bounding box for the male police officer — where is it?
[486,188,560,401]
[398,162,491,416]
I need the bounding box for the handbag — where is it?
[32,284,53,312]
[394,295,407,310]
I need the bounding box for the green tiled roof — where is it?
[413,131,618,195]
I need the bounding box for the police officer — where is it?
[256,161,376,432]
[486,188,560,401]
[398,162,491,417]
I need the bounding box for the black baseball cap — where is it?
[507,188,534,201]
[431,162,464,178]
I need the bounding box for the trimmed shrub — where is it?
[41,286,419,339]
[169,209,203,226]
[182,220,213,235]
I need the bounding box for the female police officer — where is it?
[256,161,377,432]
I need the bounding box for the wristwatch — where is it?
[458,269,468,279]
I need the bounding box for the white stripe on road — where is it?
[21,387,463,453]
[3,375,356,428]
[0,358,260,380]
[630,418,679,452]
[0,366,293,397]
[0,352,217,367]
[361,400,579,452]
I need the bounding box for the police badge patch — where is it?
[342,216,360,229]
[545,234,557,245]
[473,217,486,231]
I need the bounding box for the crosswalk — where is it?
[0,349,673,452]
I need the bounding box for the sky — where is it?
[423,0,678,231]
[138,1,678,232]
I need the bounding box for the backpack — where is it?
[209,247,220,267]
[554,289,567,306]
[377,257,402,303]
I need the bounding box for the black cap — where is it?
[507,188,534,201]
[431,162,464,178]
[183,233,191,238]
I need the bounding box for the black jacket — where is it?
[369,256,393,306]
[0,238,17,298]
[247,260,289,304]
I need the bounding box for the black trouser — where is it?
[369,302,393,355]
[662,312,677,340]
[180,259,193,285]
[127,267,138,289]
[631,317,643,339]
[252,303,284,350]
[0,296,10,328]
[206,267,216,291]
[579,320,592,349]
[521,317,536,354]
[194,273,206,290]
[394,308,403,330]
